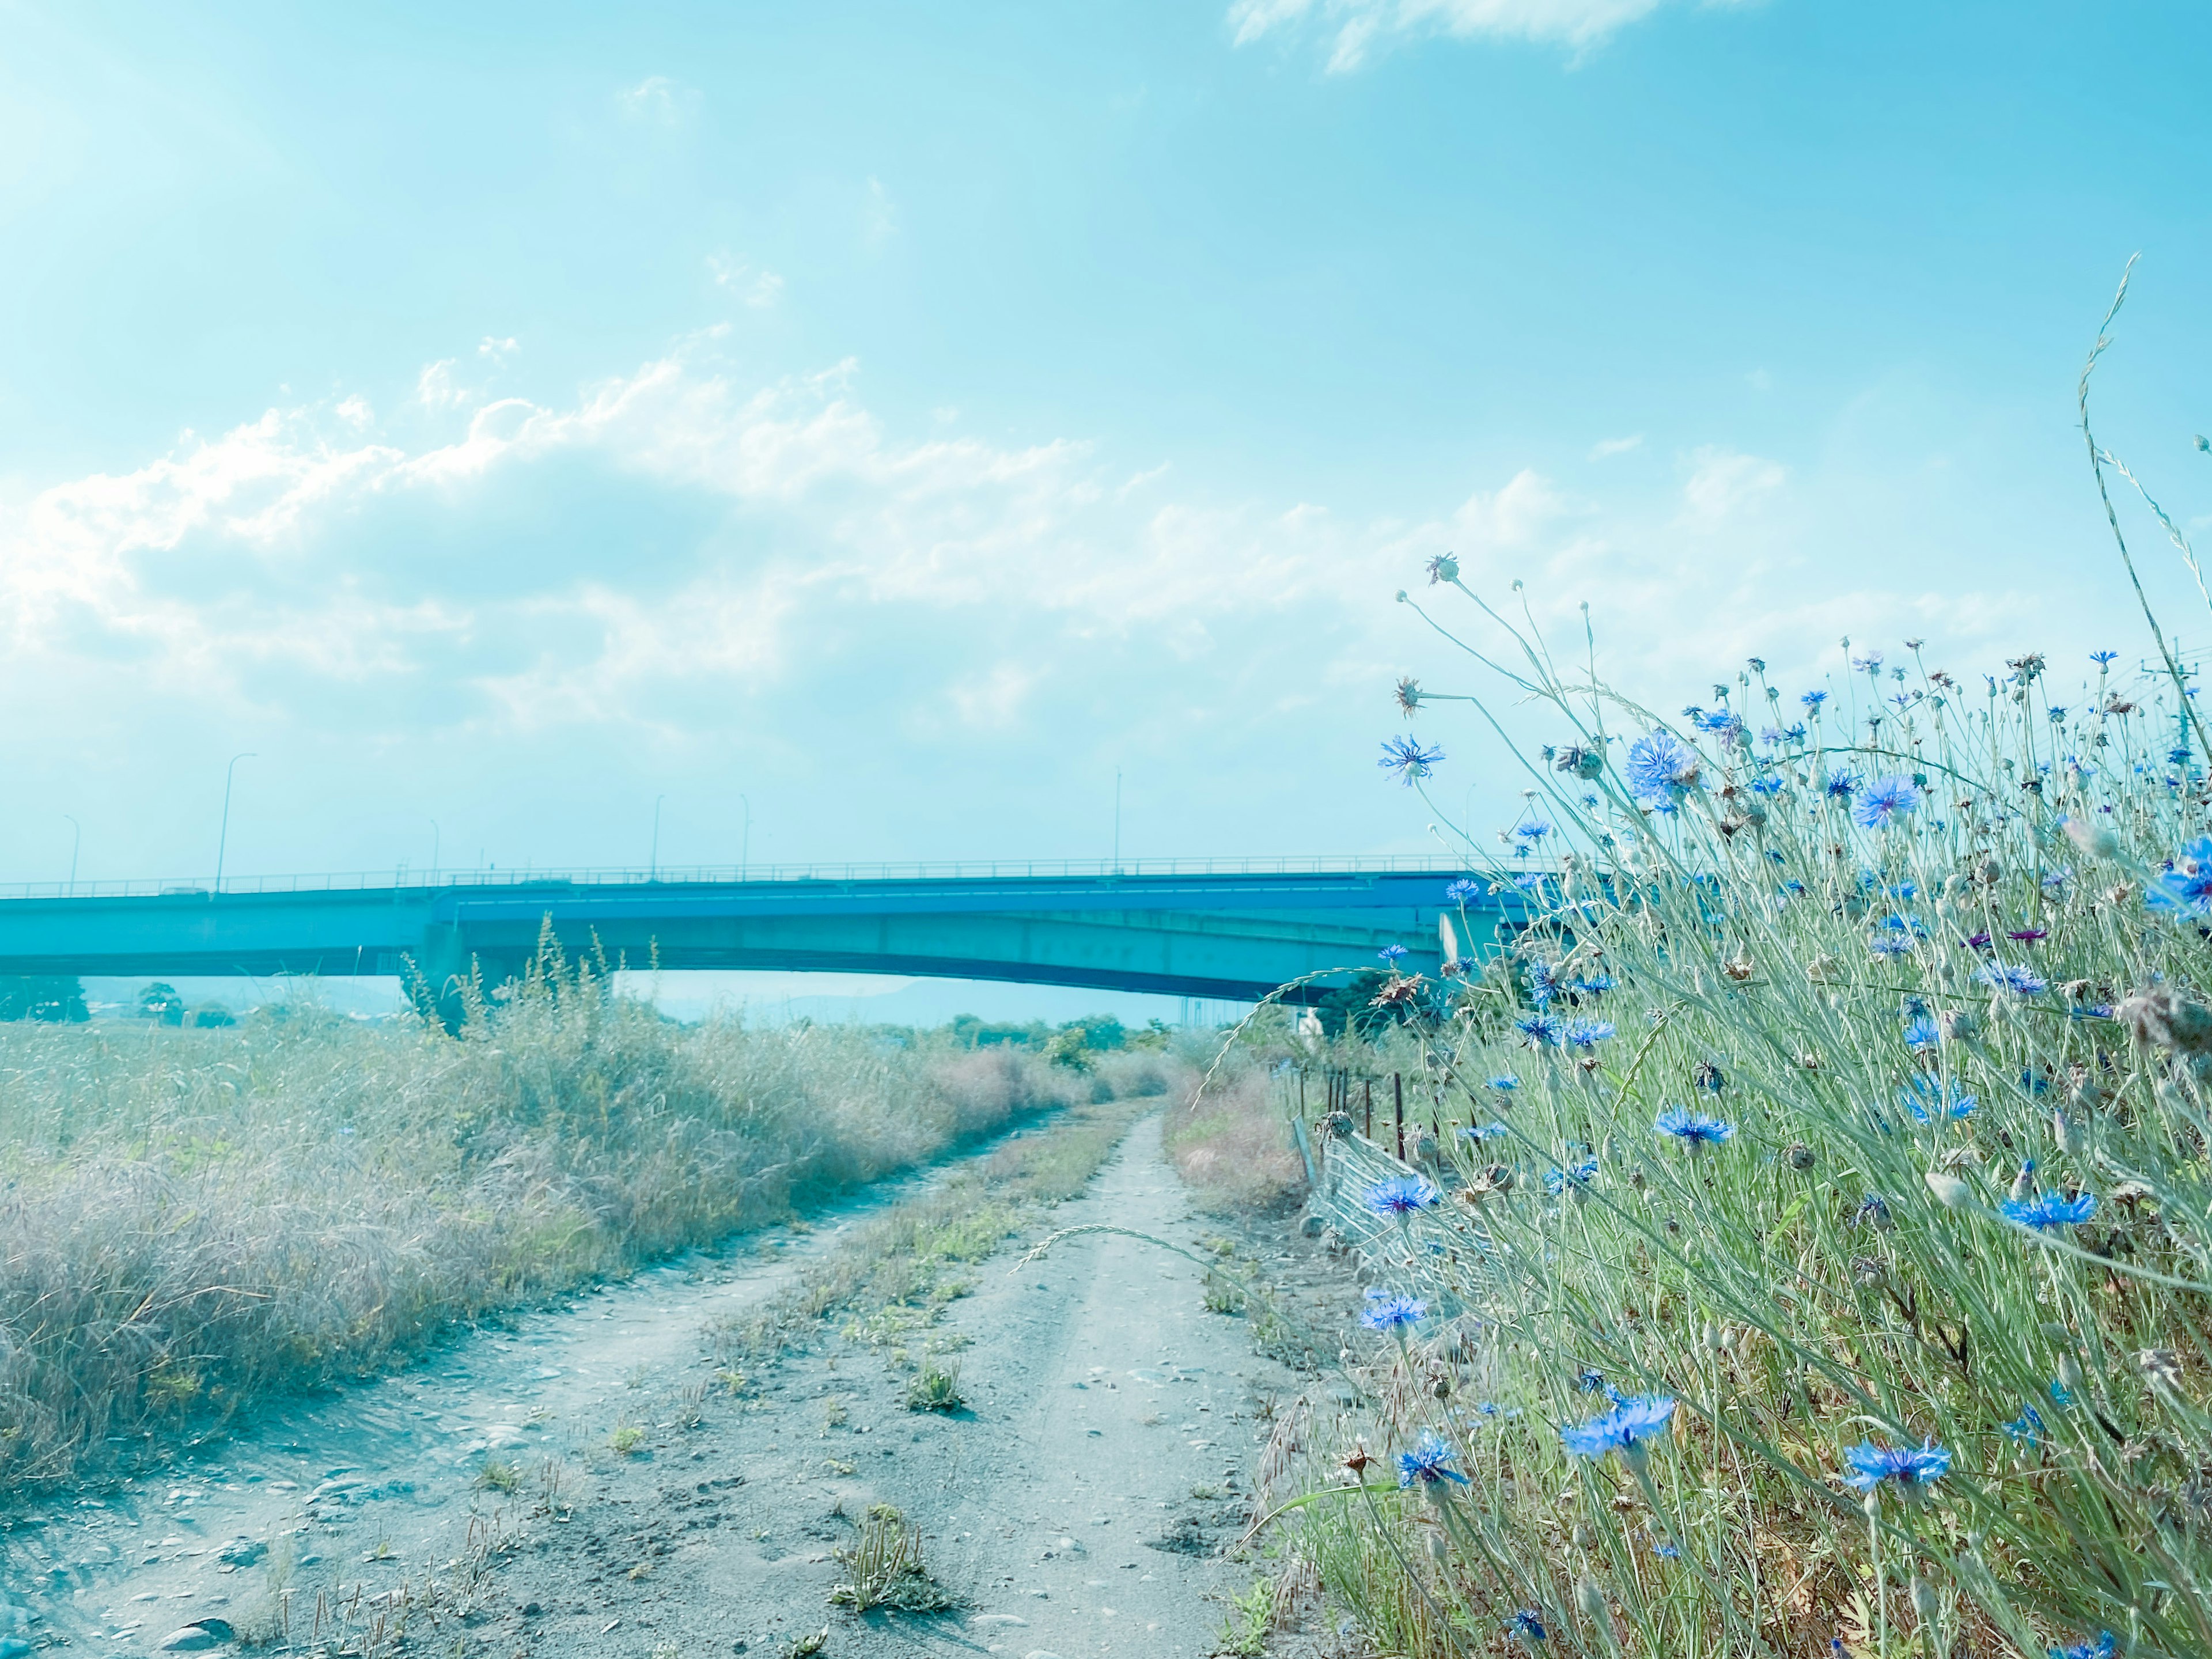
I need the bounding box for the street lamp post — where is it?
[739,794,751,880]
[1113,768,1122,872]
[63,815,79,895]
[429,819,441,885]
[651,794,665,879]
[214,753,256,895]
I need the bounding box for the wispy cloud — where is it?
[616,75,696,126]
[1589,433,1644,460]
[1679,445,1785,527]
[707,253,785,309]
[1228,0,1717,70]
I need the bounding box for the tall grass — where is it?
[0,947,1087,1495]
[1282,325,2212,1653]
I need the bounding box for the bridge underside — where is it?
[0,868,1506,1014]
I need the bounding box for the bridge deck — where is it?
[0,858,1511,1009]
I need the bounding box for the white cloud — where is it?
[1678,445,1785,527]
[863,177,897,251]
[617,75,695,125]
[415,359,466,410]
[1589,433,1643,460]
[706,253,785,309]
[1228,0,1691,68]
[947,662,1038,729]
[478,336,519,361]
[0,325,2107,892]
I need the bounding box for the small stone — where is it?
[157,1620,235,1652]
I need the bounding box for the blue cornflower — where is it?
[1445,877,1480,903]
[1853,775,1923,829]
[1575,1368,1608,1393]
[1869,934,1914,960]
[2147,835,2212,917]
[1527,960,1559,1006]
[1544,1159,1598,1196]
[1652,1540,1681,1559]
[2042,868,2073,892]
[1902,1014,1940,1051]
[1976,962,2048,997]
[1515,1012,1563,1048]
[2049,1378,2075,1409]
[2050,1635,2115,1659]
[1842,1440,1950,1495]
[1360,1289,1426,1332]
[1623,729,1703,808]
[2048,706,2069,724]
[1514,820,1553,842]
[1512,871,1546,890]
[1654,1105,1734,1149]
[1885,880,1919,900]
[2001,1190,2098,1232]
[1562,1018,1615,1051]
[1749,775,1786,796]
[1802,690,1829,710]
[1378,735,1445,786]
[1899,1077,1975,1122]
[2090,650,2119,666]
[1506,1609,1548,1645]
[1367,1176,1441,1217]
[1573,973,1616,997]
[1396,1430,1469,1490]
[1851,651,1884,673]
[2003,1404,2046,1445]
[1460,1121,1513,1144]
[1824,770,1858,800]
[1487,1074,1520,1092]
[1378,944,1409,963]
[1560,1395,1676,1465]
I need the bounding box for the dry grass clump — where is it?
[0,949,1082,1494]
[1163,1056,1306,1213]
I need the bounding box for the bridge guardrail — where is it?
[0,853,1490,904]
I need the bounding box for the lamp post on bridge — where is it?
[429,819,440,885]
[214,753,256,896]
[740,794,751,880]
[63,815,79,896]
[651,794,665,880]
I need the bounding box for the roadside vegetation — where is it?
[1257,321,2212,1656]
[0,939,1137,1497]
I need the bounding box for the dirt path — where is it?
[6,1120,1073,1657]
[15,1109,1359,1659]
[471,1112,1322,1659]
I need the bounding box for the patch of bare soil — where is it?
[463,1114,1358,1659]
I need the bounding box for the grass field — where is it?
[0,953,1103,1496]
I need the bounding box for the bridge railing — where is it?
[0,853,1482,903]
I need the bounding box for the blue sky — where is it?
[2,1,2209,1014]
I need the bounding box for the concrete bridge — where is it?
[0,857,1504,1012]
